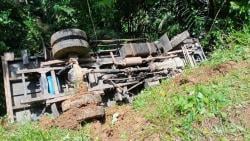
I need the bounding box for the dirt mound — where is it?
[40,83,104,130]
[90,105,151,141]
[40,103,104,130]
[39,116,55,129]
[174,61,249,85]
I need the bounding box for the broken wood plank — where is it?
[12,104,30,110]
[40,60,65,67]
[21,73,27,98]
[1,56,14,121]
[51,103,60,117]
[16,67,64,74]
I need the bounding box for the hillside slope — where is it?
[0,26,249,141]
[131,25,250,140]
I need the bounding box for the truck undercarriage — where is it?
[2,29,206,122]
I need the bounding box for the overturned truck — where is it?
[2,29,206,122]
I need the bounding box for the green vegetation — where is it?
[0,0,248,53]
[0,122,90,141]
[0,0,249,140]
[133,26,250,140]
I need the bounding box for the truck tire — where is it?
[52,39,89,59]
[51,29,87,46]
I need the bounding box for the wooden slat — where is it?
[40,60,65,67]
[1,56,14,121]
[9,76,28,81]
[17,67,64,74]
[40,73,49,95]
[12,104,30,110]
[46,95,73,104]
[20,93,76,104]
[20,94,48,104]
[20,91,94,104]
[51,103,59,117]
[92,38,147,44]
[21,73,27,98]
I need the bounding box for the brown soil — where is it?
[40,82,104,130]
[40,104,104,130]
[229,104,250,128]
[174,61,249,85]
[90,105,151,141]
[39,116,55,129]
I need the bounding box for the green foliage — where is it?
[230,0,250,23]
[0,123,90,141]
[0,0,248,54]
[206,25,250,65]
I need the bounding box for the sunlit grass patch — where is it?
[0,122,90,141]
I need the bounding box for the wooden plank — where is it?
[11,81,41,96]
[46,95,73,104]
[21,73,27,98]
[20,94,48,104]
[20,93,74,104]
[46,91,97,104]
[93,38,147,44]
[1,56,14,121]
[16,67,64,74]
[40,73,49,95]
[40,60,65,67]
[51,103,59,117]
[9,76,28,81]
[12,104,30,110]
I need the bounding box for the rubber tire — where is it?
[52,39,89,59]
[50,29,87,46]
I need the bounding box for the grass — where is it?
[205,25,250,66]
[0,122,90,141]
[133,25,250,140]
